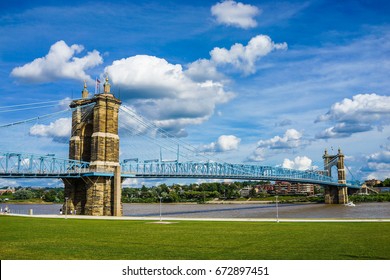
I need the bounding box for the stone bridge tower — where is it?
[323,148,348,204]
[62,78,122,216]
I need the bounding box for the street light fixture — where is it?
[158,196,162,222]
[275,195,279,223]
[65,197,68,219]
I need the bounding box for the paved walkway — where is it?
[5,213,390,222]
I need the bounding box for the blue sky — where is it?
[1,0,390,187]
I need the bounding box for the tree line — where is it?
[1,181,266,203]
[122,181,270,203]
[1,187,64,203]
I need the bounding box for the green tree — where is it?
[43,190,58,202]
[13,189,34,200]
[249,187,257,198]
[383,178,390,187]
[56,189,64,201]
[33,188,45,199]
[168,191,179,202]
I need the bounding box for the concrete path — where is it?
[4,213,390,222]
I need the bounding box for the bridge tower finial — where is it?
[103,76,111,94]
[81,80,89,99]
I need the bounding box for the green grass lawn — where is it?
[1,216,389,260]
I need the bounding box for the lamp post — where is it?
[158,196,162,222]
[275,195,279,223]
[65,197,68,219]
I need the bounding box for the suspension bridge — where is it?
[0,79,361,216]
[0,151,340,184]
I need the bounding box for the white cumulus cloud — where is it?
[316,93,390,139]
[106,55,186,99]
[247,129,308,162]
[105,55,234,136]
[211,0,260,29]
[362,151,390,180]
[200,135,241,152]
[104,35,285,135]
[282,156,315,171]
[188,35,287,78]
[317,93,390,123]
[257,129,305,150]
[316,123,373,139]
[367,151,390,164]
[185,59,226,82]
[246,147,266,162]
[11,40,103,83]
[29,117,71,142]
[210,35,287,75]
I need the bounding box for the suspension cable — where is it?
[120,104,224,163]
[345,164,359,183]
[119,105,214,163]
[0,100,63,110]
[0,108,71,128]
[0,102,95,129]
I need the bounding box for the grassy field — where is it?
[1,216,389,260]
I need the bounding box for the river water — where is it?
[1,202,390,219]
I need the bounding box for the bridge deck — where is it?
[0,152,360,188]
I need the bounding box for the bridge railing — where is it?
[0,152,90,177]
[120,160,336,184]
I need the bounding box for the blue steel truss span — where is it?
[0,152,360,188]
[120,160,341,187]
[0,152,90,178]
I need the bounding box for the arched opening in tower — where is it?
[331,165,338,182]
[81,123,93,162]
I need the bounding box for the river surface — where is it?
[1,202,390,219]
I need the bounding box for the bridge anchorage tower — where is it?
[323,148,348,204]
[61,79,122,216]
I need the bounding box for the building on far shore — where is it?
[360,179,383,194]
[0,187,15,195]
[239,182,317,197]
[365,179,382,187]
[273,181,315,196]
